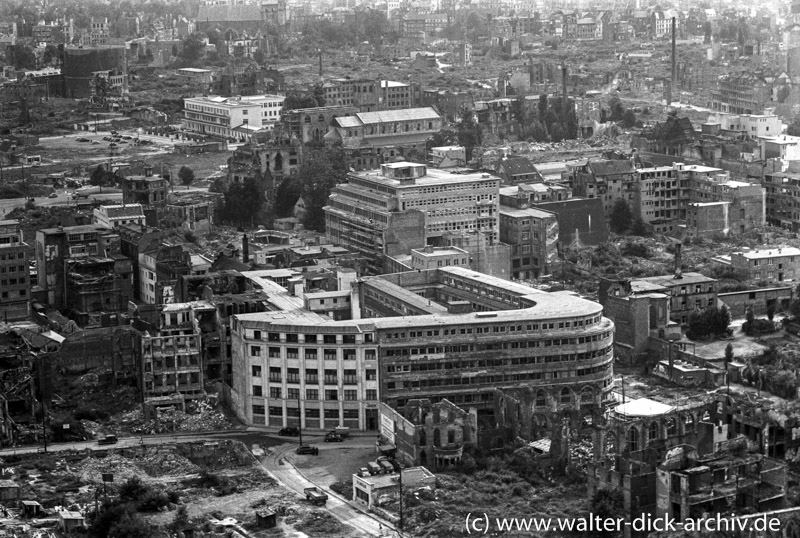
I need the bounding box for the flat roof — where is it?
[615,397,675,417]
[634,272,715,287]
[178,68,212,73]
[499,207,557,219]
[732,247,800,259]
[352,166,500,188]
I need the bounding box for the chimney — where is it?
[242,234,249,264]
[318,49,323,78]
[561,64,568,117]
[674,242,683,278]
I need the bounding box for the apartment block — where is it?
[182,94,286,141]
[93,204,146,230]
[230,266,615,431]
[141,302,208,402]
[0,220,29,321]
[499,207,559,279]
[630,272,718,325]
[764,170,800,230]
[728,247,800,283]
[324,162,499,272]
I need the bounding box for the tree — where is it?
[787,116,800,137]
[170,505,191,534]
[608,97,625,121]
[8,44,36,69]
[177,32,205,67]
[622,109,637,128]
[630,215,650,236]
[178,166,195,185]
[724,342,734,369]
[608,199,633,234]
[687,305,731,340]
[589,488,624,538]
[767,302,776,322]
[108,512,151,538]
[456,110,482,162]
[537,94,548,121]
[253,48,266,65]
[222,177,265,226]
[42,44,59,66]
[90,165,113,187]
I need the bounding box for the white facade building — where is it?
[182,94,286,141]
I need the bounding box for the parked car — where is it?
[358,467,370,477]
[378,460,394,474]
[366,462,382,475]
[98,435,118,445]
[48,192,58,198]
[324,431,343,442]
[278,427,299,437]
[296,445,319,455]
[109,143,117,148]
[91,140,99,145]
[122,135,132,140]
[76,137,89,142]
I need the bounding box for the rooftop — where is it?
[732,247,800,259]
[352,164,499,189]
[634,272,716,287]
[615,397,675,417]
[499,207,557,219]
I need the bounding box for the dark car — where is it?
[109,143,117,148]
[98,435,118,445]
[324,431,343,443]
[296,445,318,455]
[278,427,300,437]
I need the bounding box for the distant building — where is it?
[499,207,559,279]
[726,247,800,284]
[324,162,499,272]
[0,220,30,321]
[62,46,127,99]
[325,107,442,170]
[353,466,436,509]
[93,204,146,230]
[182,94,286,141]
[428,146,466,168]
[703,112,782,140]
[533,198,608,247]
[494,156,543,184]
[123,167,169,206]
[177,68,214,85]
[629,272,718,325]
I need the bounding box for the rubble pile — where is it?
[76,454,150,484]
[135,449,201,477]
[122,401,232,434]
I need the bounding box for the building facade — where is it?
[182,94,286,141]
[499,207,559,279]
[230,266,615,431]
[0,220,29,321]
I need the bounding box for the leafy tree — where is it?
[253,48,266,65]
[456,110,482,162]
[537,94,548,121]
[90,165,113,187]
[8,44,36,69]
[108,512,151,538]
[170,505,191,534]
[42,44,59,66]
[608,199,633,234]
[428,129,458,150]
[90,503,136,538]
[282,93,321,111]
[177,32,205,67]
[178,166,195,185]
[767,302,776,322]
[608,97,625,121]
[589,488,624,538]
[788,116,800,137]
[622,109,637,128]
[687,305,731,340]
[119,476,149,503]
[630,215,650,236]
[222,177,265,226]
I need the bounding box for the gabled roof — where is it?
[644,116,696,142]
[587,159,635,177]
[497,156,541,178]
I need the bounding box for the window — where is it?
[343,409,359,420]
[325,389,338,401]
[252,365,262,377]
[253,330,261,340]
[268,367,281,382]
[324,408,339,419]
[366,389,377,400]
[253,385,263,397]
[344,390,358,401]
[287,388,300,400]
[324,369,338,383]
[366,369,376,381]
[252,404,265,415]
[250,345,261,357]
[343,369,357,384]
[307,389,319,400]
[306,407,320,418]
[269,406,282,416]
[269,387,282,399]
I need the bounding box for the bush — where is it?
[139,489,170,512]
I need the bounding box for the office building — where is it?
[0,220,29,321]
[182,94,286,141]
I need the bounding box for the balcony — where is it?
[434,444,464,458]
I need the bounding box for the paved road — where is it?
[261,440,396,538]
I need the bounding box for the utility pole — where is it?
[41,399,47,453]
[398,465,403,532]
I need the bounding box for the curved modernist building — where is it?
[231,266,614,431]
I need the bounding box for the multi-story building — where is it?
[62,46,126,99]
[281,105,358,145]
[326,107,442,170]
[139,244,191,305]
[499,207,559,279]
[90,17,109,45]
[123,167,169,206]
[230,266,615,431]
[0,220,29,321]
[408,246,470,271]
[568,159,637,219]
[324,162,499,272]
[182,94,286,141]
[227,134,302,203]
[140,302,208,402]
[703,112,782,140]
[709,72,787,115]
[93,204,146,230]
[456,43,472,66]
[634,165,682,233]
[726,247,800,284]
[35,224,121,310]
[630,272,718,325]
[400,12,449,35]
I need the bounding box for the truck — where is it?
[304,487,328,506]
[98,434,118,445]
[334,426,350,438]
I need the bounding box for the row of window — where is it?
[254,387,378,401]
[385,345,613,370]
[385,363,611,390]
[250,346,376,360]
[251,365,377,382]
[0,251,24,259]
[384,326,610,342]
[251,331,368,344]
[0,278,25,286]
[252,405,360,420]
